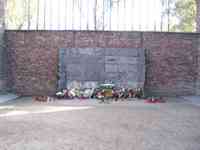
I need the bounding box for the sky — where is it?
[7,0,170,31]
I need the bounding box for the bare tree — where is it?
[139,0,142,30]
[124,0,126,30]
[167,0,173,31]
[160,0,165,31]
[117,0,119,30]
[6,0,36,29]
[109,0,112,30]
[27,0,30,29]
[58,0,61,29]
[36,0,39,30]
[103,0,105,30]
[160,0,175,31]
[154,0,157,31]
[72,0,75,30]
[79,0,82,30]
[86,0,89,30]
[94,0,97,30]
[49,0,52,29]
[65,0,68,29]
[43,0,46,29]
[131,0,134,30]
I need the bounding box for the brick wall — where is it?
[143,32,199,96]
[196,0,200,95]
[5,30,199,96]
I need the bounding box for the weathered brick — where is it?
[143,32,198,96]
[5,31,200,96]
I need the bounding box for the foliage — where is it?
[170,0,196,32]
[5,0,197,32]
[6,0,37,29]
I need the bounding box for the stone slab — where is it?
[105,48,138,57]
[59,48,145,89]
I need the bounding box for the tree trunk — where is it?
[27,0,30,30]
[94,0,97,30]
[196,0,200,32]
[43,0,46,29]
[36,0,39,30]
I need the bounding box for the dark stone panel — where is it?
[105,64,118,73]
[59,48,145,89]
[105,48,138,57]
[84,63,105,81]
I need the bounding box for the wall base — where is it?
[0,79,6,93]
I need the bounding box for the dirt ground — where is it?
[0,97,200,150]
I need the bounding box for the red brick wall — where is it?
[5,30,199,96]
[143,32,199,96]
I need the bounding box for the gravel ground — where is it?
[0,97,200,150]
